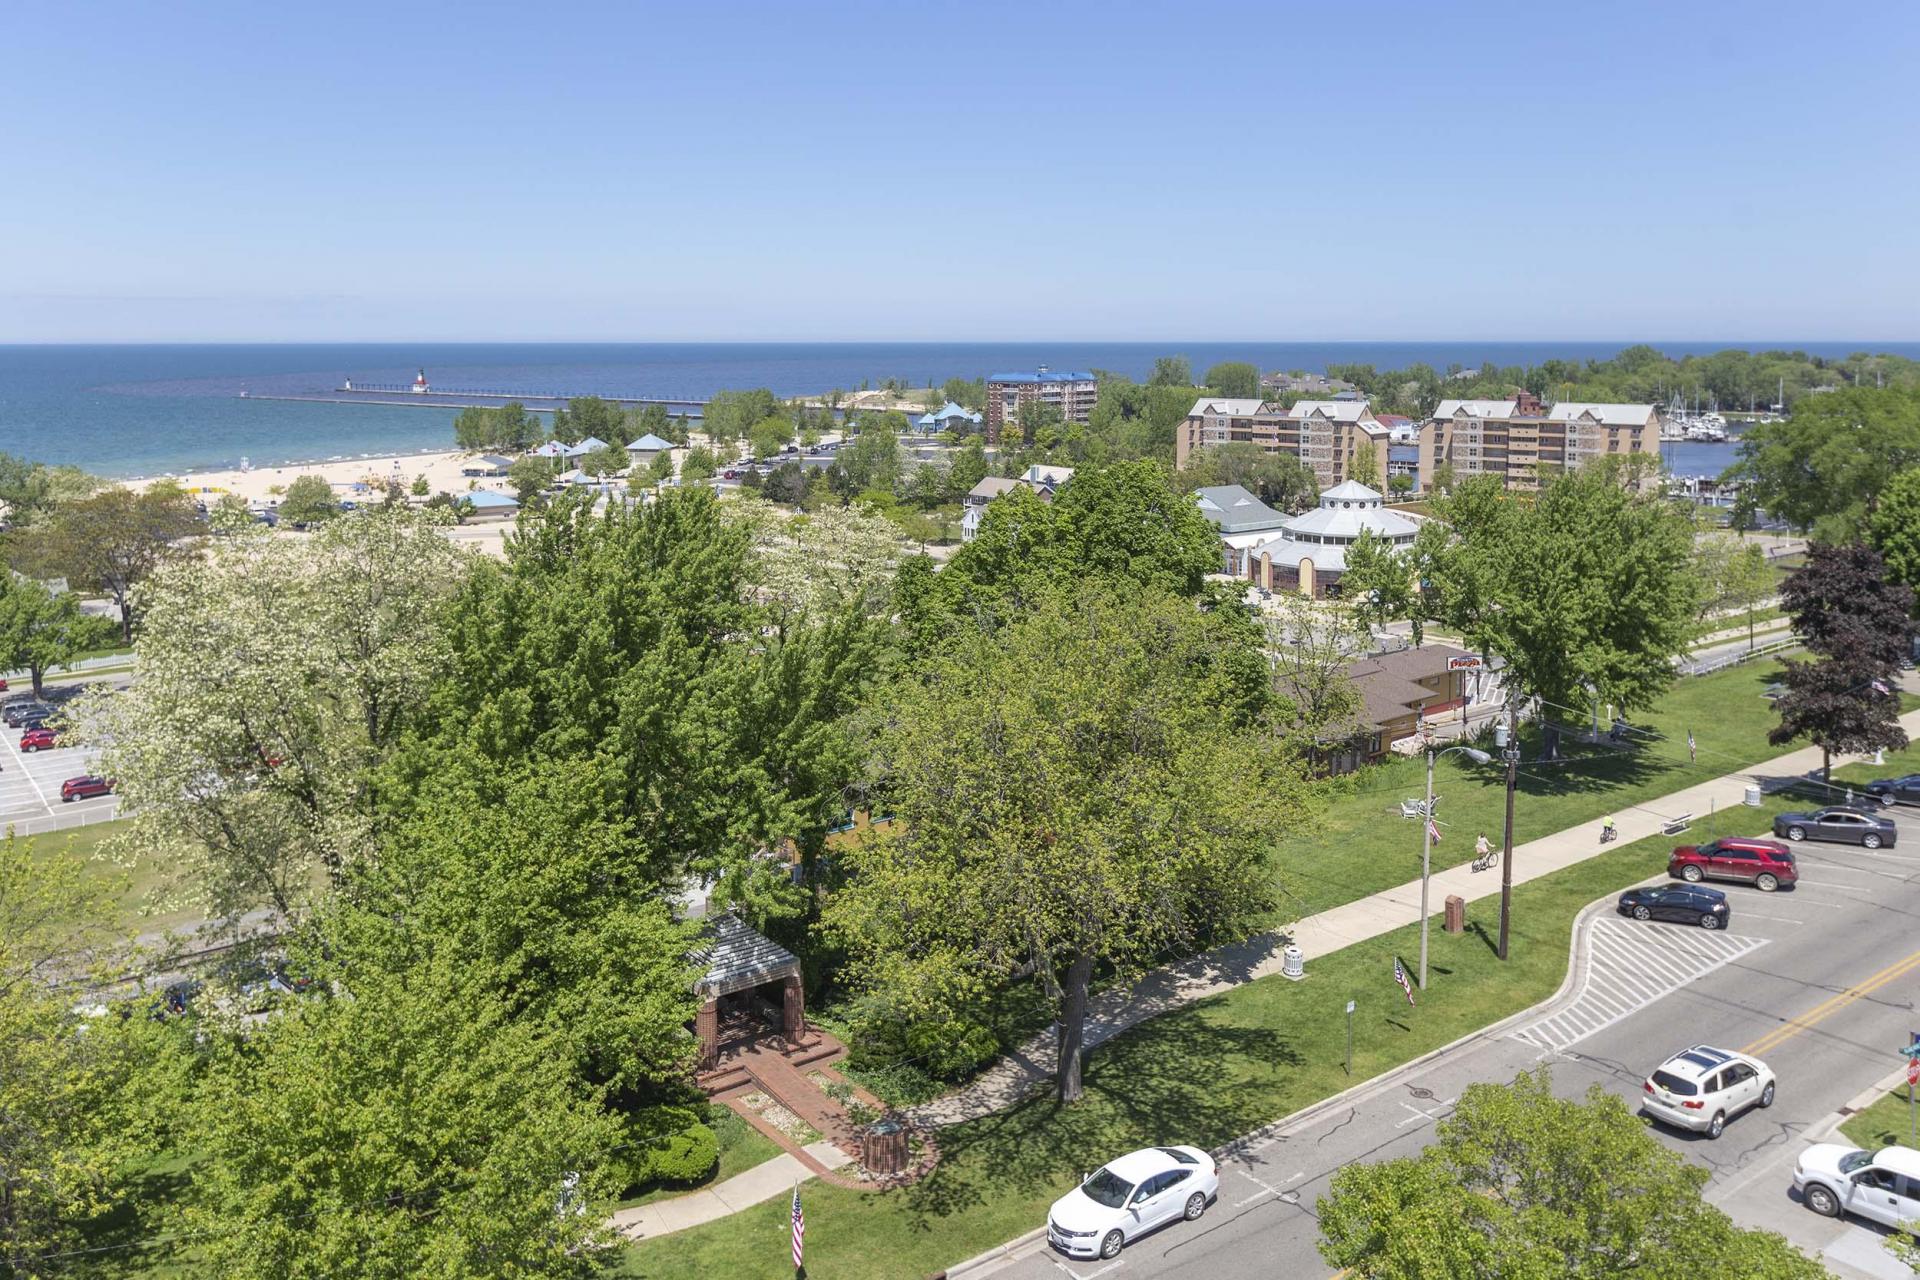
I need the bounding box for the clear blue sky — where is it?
[4,1,1916,342]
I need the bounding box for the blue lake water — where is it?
[2,342,1914,478]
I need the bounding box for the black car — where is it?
[1618,884,1732,930]
[1773,806,1898,849]
[1,702,50,727]
[1863,774,1920,808]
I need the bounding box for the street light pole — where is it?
[1420,738,1490,991]
[1419,744,1436,989]
[1497,702,1520,962]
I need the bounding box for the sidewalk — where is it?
[609,1140,851,1241]
[907,707,1920,1128]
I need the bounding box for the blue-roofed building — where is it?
[914,401,983,433]
[464,489,521,521]
[625,432,676,466]
[985,366,1099,446]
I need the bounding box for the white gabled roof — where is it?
[1189,397,1267,417]
[1434,398,1519,419]
[1288,400,1373,423]
[1547,402,1658,427]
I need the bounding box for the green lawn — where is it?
[1280,658,1803,922]
[618,799,1810,1280]
[1691,606,1787,642]
[615,1107,785,1209]
[27,817,206,938]
[1840,1087,1920,1152]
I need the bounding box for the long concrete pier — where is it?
[239,389,710,416]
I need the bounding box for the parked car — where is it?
[2,701,50,727]
[1617,884,1731,929]
[1863,774,1920,808]
[1773,806,1897,849]
[1641,1045,1775,1138]
[1794,1144,1920,1226]
[1047,1146,1218,1261]
[1668,837,1797,891]
[14,713,51,733]
[60,776,113,802]
[19,728,58,752]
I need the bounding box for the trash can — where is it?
[1281,944,1305,980]
[1743,785,1762,807]
[862,1116,908,1176]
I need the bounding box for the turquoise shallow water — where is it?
[2,341,1913,477]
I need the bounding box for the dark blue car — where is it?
[1618,884,1731,930]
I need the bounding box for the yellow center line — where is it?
[1742,946,1920,1058]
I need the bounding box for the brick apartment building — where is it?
[984,367,1098,446]
[1175,397,1390,488]
[1418,391,1661,490]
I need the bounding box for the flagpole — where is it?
[1419,742,1435,989]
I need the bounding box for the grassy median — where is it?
[618,798,1807,1280]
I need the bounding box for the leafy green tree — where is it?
[1722,386,1920,539]
[680,445,718,484]
[648,448,677,486]
[452,401,543,452]
[1179,442,1321,513]
[409,472,429,497]
[507,455,555,503]
[1428,466,1698,715]
[1203,361,1260,399]
[209,492,255,535]
[13,482,203,643]
[627,402,677,447]
[842,413,904,491]
[1014,399,1064,447]
[1868,466,1920,616]
[826,585,1308,1103]
[947,437,989,500]
[1318,1069,1828,1279]
[580,443,627,477]
[941,376,986,412]
[1342,528,1423,645]
[702,388,781,446]
[0,577,112,697]
[0,453,101,528]
[1,835,187,1279]
[748,415,794,461]
[1349,441,1384,488]
[74,509,470,924]
[184,925,625,1279]
[277,474,339,527]
[1782,542,1914,668]
[1770,543,1913,779]
[1149,355,1193,387]
[551,395,627,447]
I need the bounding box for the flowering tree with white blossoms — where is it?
[71,511,471,927]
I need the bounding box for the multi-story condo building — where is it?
[1417,392,1660,490]
[984,367,1098,446]
[1176,397,1389,487]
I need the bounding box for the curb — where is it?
[1805,1063,1919,1145]
[938,1227,1047,1280]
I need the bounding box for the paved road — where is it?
[989,803,1920,1280]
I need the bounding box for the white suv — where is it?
[1641,1045,1775,1138]
[1795,1145,1920,1227]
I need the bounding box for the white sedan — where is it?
[1047,1145,1218,1260]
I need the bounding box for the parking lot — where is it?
[0,691,119,836]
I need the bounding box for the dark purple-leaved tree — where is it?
[1770,543,1914,780]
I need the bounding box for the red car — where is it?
[1668,836,1797,892]
[19,728,57,752]
[60,776,114,803]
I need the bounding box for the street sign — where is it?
[1908,1059,1918,1087]
[1345,1001,1356,1015]
[1901,1043,1920,1059]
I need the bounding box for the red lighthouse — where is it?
[412,368,429,394]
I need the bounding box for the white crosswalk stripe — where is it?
[1509,917,1768,1054]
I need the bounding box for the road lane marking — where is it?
[1742,946,1920,1057]
[1737,911,1805,924]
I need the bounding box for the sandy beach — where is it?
[120,448,497,506]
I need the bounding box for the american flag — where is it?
[1427,817,1442,845]
[1393,956,1417,1006]
[1687,728,1696,762]
[1872,679,1891,696]
[791,1185,805,1268]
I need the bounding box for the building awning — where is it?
[691,912,801,1000]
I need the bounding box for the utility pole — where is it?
[1419,741,1435,990]
[1497,702,1520,961]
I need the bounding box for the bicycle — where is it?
[1471,846,1500,873]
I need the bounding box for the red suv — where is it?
[1668,837,1797,892]
[60,776,114,803]
[19,728,57,752]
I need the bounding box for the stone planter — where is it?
[861,1115,909,1176]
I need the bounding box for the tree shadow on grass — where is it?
[65,1155,197,1278]
[899,1010,1299,1230]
